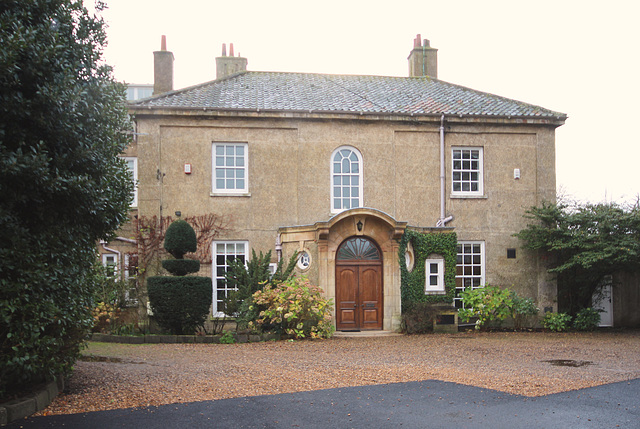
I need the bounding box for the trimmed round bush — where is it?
[164,219,197,259]
[162,259,200,276]
[147,276,212,335]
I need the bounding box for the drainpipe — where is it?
[436,113,454,227]
[275,233,282,263]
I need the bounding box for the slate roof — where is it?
[132,71,566,119]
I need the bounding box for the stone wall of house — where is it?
[130,110,558,315]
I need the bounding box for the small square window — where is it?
[507,248,517,259]
[425,258,445,294]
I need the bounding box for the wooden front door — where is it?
[336,237,383,331]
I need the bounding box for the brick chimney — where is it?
[153,35,174,95]
[408,34,438,78]
[216,43,248,79]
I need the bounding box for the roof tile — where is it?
[133,72,566,118]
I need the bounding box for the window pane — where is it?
[351,163,359,174]
[216,146,225,155]
[342,159,350,174]
[430,276,438,286]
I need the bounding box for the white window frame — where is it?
[454,241,485,309]
[451,147,483,196]
[123,253,138,305]
[102,253,119,278]
[212,143,248,194]
[122,157,138,207]
[425,258,445,294]
[212,241,248,315]
[331,146,363,214]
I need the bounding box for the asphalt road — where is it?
[8,378,639,428]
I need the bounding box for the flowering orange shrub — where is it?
[91,302,121,333]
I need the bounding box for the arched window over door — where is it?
[337,237,380,261]
[335,236,382,331]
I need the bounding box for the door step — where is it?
[333,330,402,338]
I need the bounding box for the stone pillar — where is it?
[153,35,174,95]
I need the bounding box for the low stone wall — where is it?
[0,376,63,426]
[90,332,281,344]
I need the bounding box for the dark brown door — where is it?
[336,237,383,331]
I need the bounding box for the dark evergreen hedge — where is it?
[0,1,133,397]
[161,259,200,276]
[147,276,212,335]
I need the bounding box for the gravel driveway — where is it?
[39,330,640,416]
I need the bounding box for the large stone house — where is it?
[111,35,566,332]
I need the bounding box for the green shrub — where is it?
[222,249,298,333]
[401,302,441,334]
[219,331,236,344]
[542,312,572,332]
[252,277,334,339]
[458,285,513,330]
[163,219,197,259]
[510,292,539,329]
[147,276,212,335]
[573,307,601,331]
[161,259,200,276]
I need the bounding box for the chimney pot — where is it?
[215,42,247,79]
[161,35,167,51]
[408,35,438,78]
[414,34,421,48]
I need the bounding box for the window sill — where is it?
[450,194,487,199]
[425,290,447,295]
[210,192,251,197]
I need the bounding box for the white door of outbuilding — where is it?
[593,283,613,327]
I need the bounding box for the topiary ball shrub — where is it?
[147,276,212,335]
[161,259,200,276]
[164,219,197,259]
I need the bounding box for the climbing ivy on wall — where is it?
[399,229,457,310]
